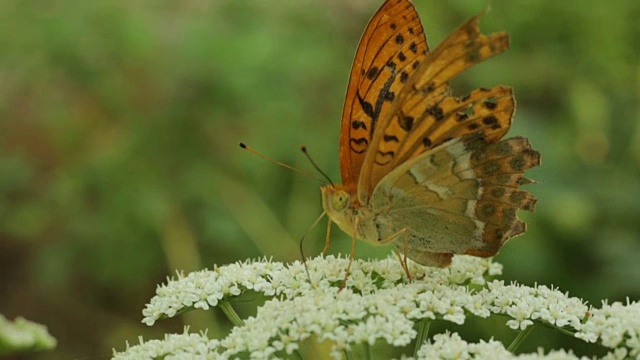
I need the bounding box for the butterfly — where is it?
[320,0,540,270]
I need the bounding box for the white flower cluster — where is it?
[111,255,640,359]
[220,281,476,358]
[113,328,219,360]
[141,255,494,326]
[0,313,57,353]
[409,332,582,360]
[576,300,640,358]
[479,281,590,331]
[142,257,286,325]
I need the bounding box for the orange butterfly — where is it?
[321,0,540,272]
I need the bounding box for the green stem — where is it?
[364,342,372,360]
[219,301,245,327]
[414,319,431,358]
[538,321,576,337]
[552,326,575,337]
[507,325,534,353]
[291,349,304,360]
[344,350,352,360]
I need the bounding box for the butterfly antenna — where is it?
[239,143,324,183]
[300,145,334,186]
[299,211,327,288]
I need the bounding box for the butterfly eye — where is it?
[332,191,349,211]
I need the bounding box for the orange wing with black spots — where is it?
[357,14,514,203]
[339,0,428,196]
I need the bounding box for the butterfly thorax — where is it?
[320,184,380,246]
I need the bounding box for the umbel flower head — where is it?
[0,313,57,355]
[113,255,640,359]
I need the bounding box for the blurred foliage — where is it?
[0,0,638,358]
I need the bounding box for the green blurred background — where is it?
[1,0,638,358]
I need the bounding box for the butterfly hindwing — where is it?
[339,0,428,195]
[370,135,539,266]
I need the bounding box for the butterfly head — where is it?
[320,184,350,214]
[320,184,356,231]
[321,184,381,244]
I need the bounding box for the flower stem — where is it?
[364,342,372,360]
[344,350,352,360]
[414,319,431,357]
[507,325,534,353]
[291,349,304,360]
[540,321,576,337]
[219,301,245,327]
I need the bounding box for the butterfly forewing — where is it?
[340,0,428,195]
[357,14,512,203]
[397,86,515,164]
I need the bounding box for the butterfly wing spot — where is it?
[509,190,524,203]
[510,156,527,171]
[495,141,513,155]
[483,101,498,110]
[482,115,498,126]
[384,134,400,143]
[482,174,534,187]
[484,186,536,210]
[480,203,496,218]
[367,67,380,80]
[400,71,409,83]
[399,115,414,131]
[427,105,445,121]
[350,138,369,154]
[352,120,367,130]
[491,187,506,198]
[502,207,517,225]
[395,34,405,44]
[467,51,481,63]
[386,60,397,71]
[422,137,432,147]
[375,150,395,166]
[467,123,481,131]
[357,94,376,119]
[398,52,407,62]
[385,91,396,102]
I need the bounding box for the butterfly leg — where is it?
[339,217,359,292]
[393,249,412,283]
[378,228,412,282]
[322,219,333,255]
[402,229,412,282]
